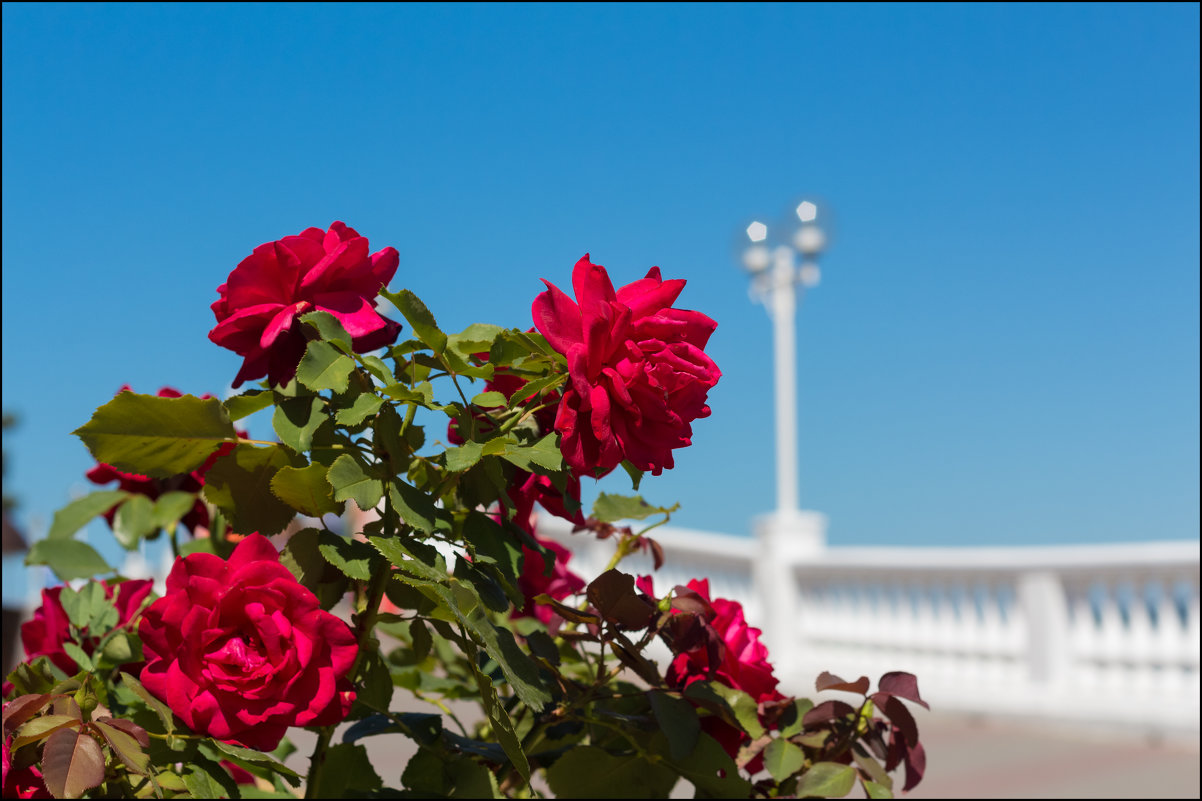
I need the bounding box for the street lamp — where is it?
[740,200,831,665]
[739,200,828,516]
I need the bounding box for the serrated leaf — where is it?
[119,672,174,734]
[25,540,112,583]
[652,731,751,797]
[504,372,565,408]
[317,531,381,581]
[47,492,127,541]
[447,323,504,359]
[94,719,150,774]
[310,743,382,797]
[182,763,234,800]
[334,393,384,426]
[381,381,435,405]
[272,395,327,453]
[223,390,274,421]
[73,393,236,478]
[113,494,156,549]
[59,583,102,630]
[470,391,507,408]
[382,288,447,354]
[296,340,355,392]
[326,453,383,511]
[685,681,764,739]
[388,480,437,534]
[795,762,857,798]
[203,444,300,536]
[763,738,806,782]
[207,739,301,784]
[592,493,669,523]
[299,310,353,350]
[445,441,484,472]
[12,715,81,750]
[499,433,563,472]
[42,726,106,798]
[270,463,342,517]
[60,642,94,673]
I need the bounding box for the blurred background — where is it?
[3,4,1198,797]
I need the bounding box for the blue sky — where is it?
[2,4,1198,596]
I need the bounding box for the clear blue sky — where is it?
[3,4,1198,591]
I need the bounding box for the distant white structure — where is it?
[538,515,1201,737]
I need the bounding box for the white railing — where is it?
[537,517,1201,736]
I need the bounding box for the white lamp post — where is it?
[741,200,830,667]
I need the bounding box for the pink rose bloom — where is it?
[517,536,586,624]
[138,534,358,751]
[209,221,401,388]
[85,387,234,534]
[664,578,784,765]
[533,255,720,476]
[19,579,153,677]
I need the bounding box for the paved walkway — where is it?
[288,706,1200,798]
[905,712,1199,799]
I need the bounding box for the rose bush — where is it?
[533,255,720,476]
[209,221,401,387]
[18,579,153,678]
[9,225,925,799]
[138,534,358,751]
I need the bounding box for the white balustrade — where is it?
[536,516,1200,736]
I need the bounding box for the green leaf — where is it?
[26,540,112,583]
[223,390,274,422]
[445,441,484,472]
[203,444,301,536]
[470,391,507,408]
[299,310,353,350]
[279,527,348,610]
[763,738,806,783]
[310,743,382,798]
[326,453,383,511]
[546,747,677,798]
[272,395,328,453]
[119,672,174,734]
[47,492,127,540]
[795,762,857,798]
[388,480,437,533]
[152,491,199,530]
[471,660,529,783]
[649,692,700,761]
[270,463,342,517]
[499,433,563,472]
[359,354,393,384]
[317,531,382,581]
[779,698,815,738]
[112,494,156,549]
[334,393,384,426]
[620,460,643,491]
[296,340,355,393]
[93,719,150,775]
[447,322,504,358]
[98,632,140,667]
[58,582,102,629]
[653,731,751,797]
[685,681,765,739]
[61,642,94,673]
[381,381,435,406]
[863,779,894,798]
[353,649,394,715]
[503,372,565,408]
[206,739,302,785]
[12,715,82,750]
[73,392,236,478]
[382,288,447,354]
[592,493,669,523]
[41,726,106,799]
[182,763,235,800]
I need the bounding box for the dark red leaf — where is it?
[532,594,601,625]
[587,569,656,630]
[41,726,106,799]
[877,695,919,747]
[902,736,926,791]
[2,694,52,737]
[816,671,871,695]
[95,716,150,747]
[802,700,856,728]
[878,671,929,710]
[670,586,715,619]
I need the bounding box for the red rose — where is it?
[85,387,234,534]
[662,578,784,765]
[532,255,720,476]
[209,221,401,388]
[517,537,586,625]
[19,579,153,677]
[666,578,783,704]
[138,534,358,751]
